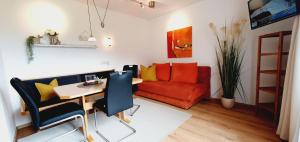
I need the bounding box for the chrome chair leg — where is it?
[117,120,136,142]
[46,128,79,142]
[94,109,109,142]
[129,104,140,116]
[94,109,98,131]
[93,108,136,142]
[43,115,87,142]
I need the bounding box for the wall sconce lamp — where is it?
[104,36,112,47]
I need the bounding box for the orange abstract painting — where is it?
[167,26,192,58]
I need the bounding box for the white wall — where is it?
[0,0,295,130]
[148,0,294,104]
[0,50,15,141]
[0,0,151,127]
[0,92,14,142]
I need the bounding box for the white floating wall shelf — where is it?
[33,44,97,48]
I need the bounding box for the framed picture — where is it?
[85,74,96,82]
[167,26,192,58]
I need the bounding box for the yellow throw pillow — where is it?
[35,79,58,102]
[141,65,157,81]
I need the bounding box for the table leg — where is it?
[117,112,131,123]
[81,96,94,142]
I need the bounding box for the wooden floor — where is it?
[17,99,282,142]
[162,100,281,142]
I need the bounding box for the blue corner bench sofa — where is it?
[19,69,115,112]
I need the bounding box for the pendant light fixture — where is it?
[92,0,110,29]
[131,0,156,8]
[86,0,96,42]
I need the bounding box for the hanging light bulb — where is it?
[88,36,96,42]
[87,0,96,41]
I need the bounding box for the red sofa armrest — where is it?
[197,66,211,98]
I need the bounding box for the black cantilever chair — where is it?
[123,65,140,116]
[93,71,136,142]
[10,78,87,141]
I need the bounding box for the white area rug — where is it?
[19,98,191,142]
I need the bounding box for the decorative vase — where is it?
[40,35,50,45]
[48,35,61,45]
[49,35,55,45]
[221,97,235,109]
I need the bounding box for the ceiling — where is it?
[78,0,201,19]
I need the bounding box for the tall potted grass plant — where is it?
[209,19,247,108]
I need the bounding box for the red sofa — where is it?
[136,66,211,109]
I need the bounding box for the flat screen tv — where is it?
[248,0,300,29]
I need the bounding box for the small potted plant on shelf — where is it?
[26,36,35,63]
[25,35,43,63]
[209,19,247,109]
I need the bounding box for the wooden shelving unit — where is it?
[260,69,286,75]
[256,31,291,122]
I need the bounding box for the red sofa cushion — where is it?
[171,63,198,84]
[138,81,207,101]
[154,63,171,81]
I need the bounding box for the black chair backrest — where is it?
[123,65,138,78]
[123,65,138,93]
[105,71,133,116]
[10,78,41,130]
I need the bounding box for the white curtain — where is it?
[276,16,300,142]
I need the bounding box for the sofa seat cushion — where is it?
[138,81,207,101]
[40,102,84,127]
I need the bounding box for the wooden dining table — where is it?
[54,78,143,142]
